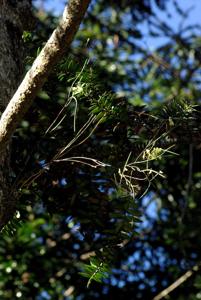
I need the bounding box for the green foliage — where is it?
[1,0,201,299]
[162,98,197,120]
[79,257,110,287]
[11,47,200,293]
[22,31,32,43]
[1,211,22,236]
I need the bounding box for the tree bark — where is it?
[0,0,91,154]
[0,0,34,109]
[0,147,15,229]
[0,0,90,230]
[0,0,34,230]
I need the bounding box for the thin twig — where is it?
[153,263,201,300]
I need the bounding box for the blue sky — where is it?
[142,0,201,49]
[34,0,65,15]
[34,0,201,23]
[34,0,201,50]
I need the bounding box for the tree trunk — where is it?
[0,0,90,230]
[0,147,15,230]
[0,0,34,230]
[0,0,91,153]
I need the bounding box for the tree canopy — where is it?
[0,1,201,299]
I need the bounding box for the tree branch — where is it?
[152,263,201,300]
[0,0,91,154]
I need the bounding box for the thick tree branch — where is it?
[0,0,91,154]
